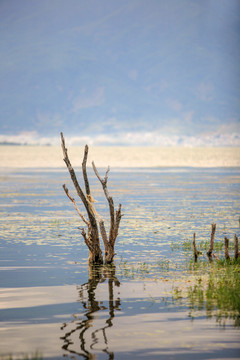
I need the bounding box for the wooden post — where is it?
[192,233,198,262]
[234,234,239,260]
[207,223,216,260]
[224,237,230,260]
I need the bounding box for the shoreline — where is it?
[1,145,240,168]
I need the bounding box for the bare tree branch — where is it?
[63,184,89,226]
[81,228,92,252]
[61,133,89,211]
[81,144,98,218]
[82,145,91,196]
[113,204,122,246]
[92,162,115,242]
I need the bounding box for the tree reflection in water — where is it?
[61,265,121,359]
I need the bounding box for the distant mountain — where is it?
[0,0,239,146]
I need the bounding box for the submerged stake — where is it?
[224,237,230,260]
[192,233,198,262]
[234,234,239,260]
[207,223,216,260]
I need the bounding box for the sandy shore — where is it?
[1,145,240,168]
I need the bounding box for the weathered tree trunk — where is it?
[61,132,122,264]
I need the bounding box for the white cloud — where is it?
[71,87,105,112]
[1,130,239,147]
[0,131,57,145]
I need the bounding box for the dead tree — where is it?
[61,132,122,264]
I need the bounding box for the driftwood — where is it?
[61,132,122,264]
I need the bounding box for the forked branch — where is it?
[63,184,89,226]
[61,133,88,211]
[92,162,123,263]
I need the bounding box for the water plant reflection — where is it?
[61,264,120,359]
[173,258,240,327]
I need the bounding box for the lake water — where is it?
[0,146,240,359]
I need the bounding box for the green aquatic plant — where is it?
[207,260,240,308]
[173,258,240,326]
[156,258,170,271]
[117,257,174,280]
[118,260,148,279]
[187,277,205,311]
[138,262,150,274]
[171,238,234,254]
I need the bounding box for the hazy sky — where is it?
[0,0,239,146]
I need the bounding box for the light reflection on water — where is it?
[61,265,120,359]
[1,266,239,359]
[0,167,240,359]
[60,265,240,359]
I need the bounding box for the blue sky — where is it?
[0,0,239,146]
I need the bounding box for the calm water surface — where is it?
[0,167,240,359]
